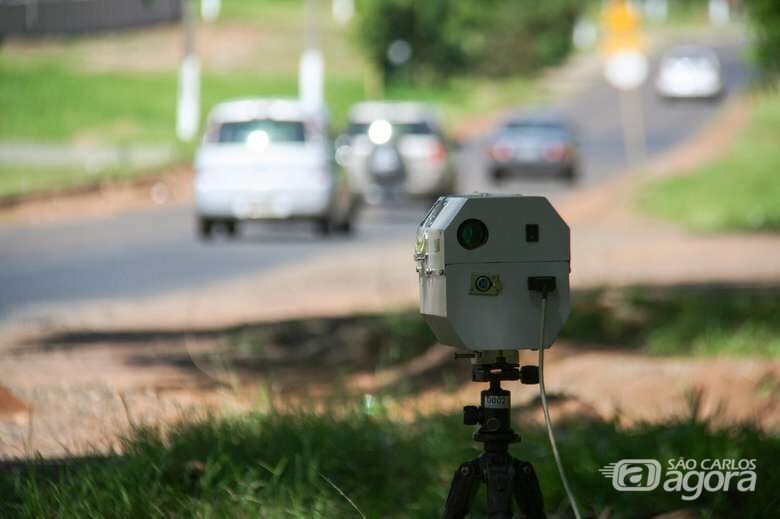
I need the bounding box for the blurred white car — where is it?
[194,98,357,239]
[655,45,723,100]
[337,101,455,204]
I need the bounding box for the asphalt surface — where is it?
[0,42,750,322]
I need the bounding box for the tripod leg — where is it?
[512,460,546,519]
[442,460,481,519]
[482,453,516,519]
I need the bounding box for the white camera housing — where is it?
[416,194,570,351]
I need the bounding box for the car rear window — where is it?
[215,119,306,144]
[348,121,434,136]
[664,56,714,68]
[503,122,569,140]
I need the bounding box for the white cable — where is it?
[538,295,583,519]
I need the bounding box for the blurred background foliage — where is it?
[745,0,780,80]
[354,0,583,85]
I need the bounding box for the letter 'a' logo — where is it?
[600,459,662,491]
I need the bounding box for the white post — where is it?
[176,0,200,142]
[201,0,221,22]
[332,0,354,25]
[300,0,325,111]
[708,0,730,26]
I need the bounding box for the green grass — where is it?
[0,164,168,199]
[217,0,303,21]
[0,58,364,144]
[0,0,544,198]
[0,56,537,143]
[1,406,777,518]
[0,55,536,198]
[0,0,542,143]
[639,89,780,232]
[563,286,780,358]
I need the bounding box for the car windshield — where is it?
[347,120,434,136]
[215,119,306,144]
[502,122,568,140]
[665,55,714,67]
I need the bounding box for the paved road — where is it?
[0,42,750,322]
[458,42,750,196]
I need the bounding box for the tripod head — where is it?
[455,351,539,450]
[443,351,548,518]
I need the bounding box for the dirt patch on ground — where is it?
[2,314,777,459]
[5,22,296,75]
[0,385,28,422]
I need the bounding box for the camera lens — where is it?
[457,219,488,250]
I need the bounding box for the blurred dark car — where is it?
[486,117,580,183]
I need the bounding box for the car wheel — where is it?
[334,218,353,235]
[315,217,331,236]
[197,218,214,240]
[562,166,577,184]
[225,219,240,238]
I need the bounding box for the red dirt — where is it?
[0,385,28,419]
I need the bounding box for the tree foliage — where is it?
[746,0,780,79]
[354,0,582,84]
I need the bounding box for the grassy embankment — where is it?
[564,286,780,358]
[1,405,776,518]
[3,285,778,517]
[639,88,780,232]
[0,0,538,199]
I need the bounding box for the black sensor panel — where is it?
[525,224,539,243]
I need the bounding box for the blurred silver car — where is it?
[194,98,357,239]
[655,45,723,100]
[486,117,579,183]
[337,101,454,204]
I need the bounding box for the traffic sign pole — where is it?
[619,88,646,169]
[601,0,648,171]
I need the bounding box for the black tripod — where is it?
[442,355,546,519]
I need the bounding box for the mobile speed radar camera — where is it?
[415,194,570,351]
[417,194,581,518]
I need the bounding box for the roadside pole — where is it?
[618,87,647,169]
[601,0,649,171]
[300,0,325,111]
[176,0,200,142]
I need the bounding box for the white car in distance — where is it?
[194,98,356,239]
[655,45,723,100]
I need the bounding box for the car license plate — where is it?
[234,198,270,218]
[515,147,539,162]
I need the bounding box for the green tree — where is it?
[355,0,582,85]
[746,0,780,79]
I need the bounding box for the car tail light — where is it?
[430,142,448,166]
[488,144,511,162]
[543,144,567,162]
